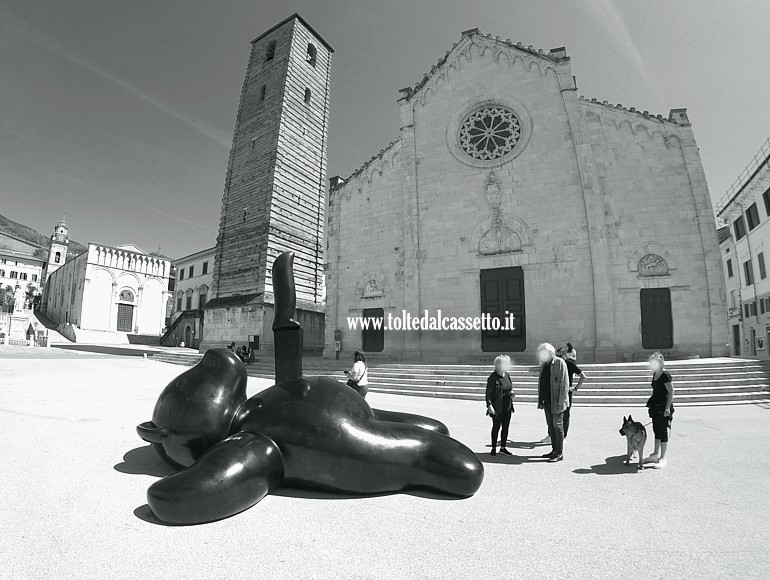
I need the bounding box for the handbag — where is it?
[347,363,366,389]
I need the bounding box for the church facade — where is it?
[325,29,727,362]
[43,242,171,340]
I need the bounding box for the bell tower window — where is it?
[265,40,276,62]
[306,43,317,67]
[304,88,311,103]
[54,251,61,263]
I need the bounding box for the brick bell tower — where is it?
[201,14,333,353]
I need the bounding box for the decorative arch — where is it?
[118,288,135,303]
[628,242,677,277]
[116,272,141,289]
[469,214,532,255]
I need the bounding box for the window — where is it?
[760,252,767,280]
[727,259,734,278]
[306,43,317,66]
[10,271,17,279]
[745,260,755,286]
[764,187,770,217]
[730,289,736,308]
[750,302,757,317]
[734,216,746,240]
[747,203,761,230]
[259,84,267,102]
[54,251,61,263]
[762,300,766,315]
[0,269,4,277]
[178,269,184,281]
[32,274,37,282]
[176,296,182,311]
[20,273,27,280]
[265,39,276,61]
[304,87,311,103]
[202,261,209,275]
[188,265,194,278]
[199,293,207,310]
[745,304,751,318]
[185,295,192,310]
[459,105,522,161]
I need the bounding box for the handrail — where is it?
[715,136,770,217]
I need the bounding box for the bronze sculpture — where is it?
[137,252,483,524]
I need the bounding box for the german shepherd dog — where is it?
[619,415,647,469]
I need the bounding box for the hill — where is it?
[0,213,87,259]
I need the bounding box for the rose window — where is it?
[458,106,522,161]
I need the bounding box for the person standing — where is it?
[344,350,369,398]
[557,347,586,439]
[536,343,569,462]
[644,352,674,469]
[565,342,577,361]
[486,355,515,456]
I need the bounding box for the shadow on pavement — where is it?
[133,504,172,526]
[572,454,645,475]
[483,440,544,450]
[114,445,176,478]
[477,452,547,465]
[272,485,459,502]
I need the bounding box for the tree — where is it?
[1,285,13,313]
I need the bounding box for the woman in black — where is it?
[644,352,674,468]
[486,355,514,456]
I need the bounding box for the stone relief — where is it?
[637,254,669,277]
[478,225,521,255]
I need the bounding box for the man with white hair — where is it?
[536,343,570,462]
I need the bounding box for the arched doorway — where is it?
[184,325,192,348]
[117,289,135,332]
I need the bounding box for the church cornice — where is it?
[398,29,567,107]
[579,95,681,127]
[329,138,402,193]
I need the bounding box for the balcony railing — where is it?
[715,136,770,217]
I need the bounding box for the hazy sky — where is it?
[2,0,769,258]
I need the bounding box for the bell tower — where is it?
[201,14,333,352]
[44,216,70,282]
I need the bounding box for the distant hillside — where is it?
[0,213,87,259]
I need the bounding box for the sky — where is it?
[1,0,769,259]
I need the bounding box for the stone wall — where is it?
[203,15,331,352]
[326,31,727,362]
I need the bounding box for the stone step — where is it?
[364,373,768,385]
[148,353,770,406]
[366,387,770,406]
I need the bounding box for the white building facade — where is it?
[716,137,770,357]
[43,243,171,338]
[161,246,215,349]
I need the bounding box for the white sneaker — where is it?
[540,435,551,444]
[643,453,659,464]
[652,458,667,469]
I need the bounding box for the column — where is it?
[397,90,422,360]
[109,282,118,332]
[674,110,729,357]
[558,67,618,362]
